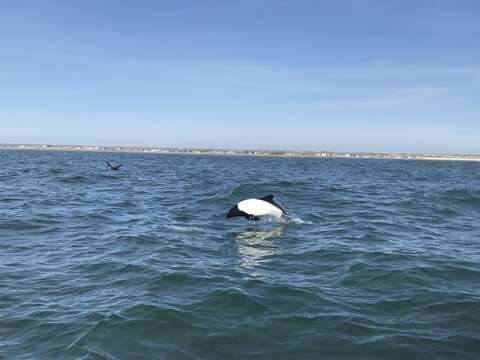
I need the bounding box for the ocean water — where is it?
[1,150,479,359]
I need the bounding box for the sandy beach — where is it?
[1,143,480,162]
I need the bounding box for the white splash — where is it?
[280,214,312,225]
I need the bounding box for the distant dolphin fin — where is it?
[258,195,287,214]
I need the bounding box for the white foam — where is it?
[254,214,312,225]
[280,214,312,225]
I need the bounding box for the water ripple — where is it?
[1,151,479,359]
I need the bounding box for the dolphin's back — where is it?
[237,199,284,219]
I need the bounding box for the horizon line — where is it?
[1,142,480,161]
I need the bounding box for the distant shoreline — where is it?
[1,143,480,162]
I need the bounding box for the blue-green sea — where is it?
[1,150,479,359]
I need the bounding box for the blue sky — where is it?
[1,0,479,153]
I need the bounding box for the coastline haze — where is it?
[1,143,480,161]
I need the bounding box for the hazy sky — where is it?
[1,0,479,153]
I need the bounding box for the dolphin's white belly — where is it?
[237,199,283,219]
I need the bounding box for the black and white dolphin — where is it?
[226,195,286,221]
[106,161,124,170]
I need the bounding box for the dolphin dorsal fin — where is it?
[259,195,275,204]
[258,195,287,214]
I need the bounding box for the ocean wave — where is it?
[444,189,480,205]
[56,175,93,184]
[229,181,309,197]
[193,288,269,315]
[0,219,46,230]
[2,151,480,359]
